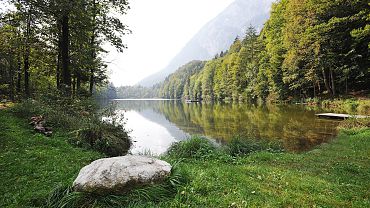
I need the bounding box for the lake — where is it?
[112,99,341,155]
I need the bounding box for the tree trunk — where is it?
[76,72,81,92]
[89,0,97,96]
[321,68,332,96]
[56,49,61,89]
[60,14,71,95]
[17,52,21,93]
[24,53,30,97]
[330,69,335,97]
[56,22,62,90]
[24,13,31,97]
[9,58,14,100]
[72,76,76,97]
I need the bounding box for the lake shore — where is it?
[1,107,369,207]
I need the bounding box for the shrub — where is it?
[344,99,359,113]
[72,122,131,157]
[166,137,217,159]
[358,100,370,115]
[338,117,370,130]
[11,94,131,157]
[11,98,91,130]
[225,136,283,157]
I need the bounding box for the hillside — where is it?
[156,0,370,102]
[138,0,275,87]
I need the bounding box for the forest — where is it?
[157,0,369,103]
[0,0,130,100]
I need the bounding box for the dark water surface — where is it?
[112,99,341,155]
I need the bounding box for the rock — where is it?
[44,131,53,137]
[34,125,45,132]
[72,155,172,195]
[30,116,52,136]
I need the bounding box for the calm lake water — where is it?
[112,99,341,155]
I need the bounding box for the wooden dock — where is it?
[316,113,369,120]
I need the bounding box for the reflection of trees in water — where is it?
[114,100,340,152]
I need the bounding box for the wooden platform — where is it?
[316,113,369,120]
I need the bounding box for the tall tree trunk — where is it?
[89,35,95,95]
[72,76,76,97]
[17,52,21,93]
[56,50,61,89]
[76,72,81,92]
[60,14,71,95]
[321,68,332,96]
[330,69,335,97]
[56,22,61,90]
[24,13,31,97]
[89,0,97,96]
[9,58,14,100]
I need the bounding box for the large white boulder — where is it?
[73,155,172,195]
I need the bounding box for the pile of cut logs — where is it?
[30,116,53,136]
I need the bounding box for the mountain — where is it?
[138,0,275,87]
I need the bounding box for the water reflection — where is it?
[114,100,340,154]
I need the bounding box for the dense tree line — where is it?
[0,0,130,100]
[158,60,206,99]
[116,85,157,99]
[157,0,369,103]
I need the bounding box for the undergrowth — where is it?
[11,92,131,157]
[166,136,284,161]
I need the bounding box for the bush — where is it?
[225,136,283,157]
[344,99,359,113]
[11,98,92,130]
[320,99,370,115]
[358,100,370,115]
[166,137,217,159]
[72,122,131,157]
[338,117,370,130]
[11,95,131,157]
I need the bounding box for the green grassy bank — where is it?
[1,109,369,207]
[0,110,102,207]
[160,130,370,207]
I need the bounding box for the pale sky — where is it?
[105,0,235,87]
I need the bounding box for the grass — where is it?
[11,98,131,157]
[158,130,370,207]
[1,108,369,207]
[0,110,102,207]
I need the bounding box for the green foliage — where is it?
[167,137,217,159]
[167,135,284,161]
[116,85,158,99]
[11,94,131,156]
[72,122,131,157]
[155,0,369,103]
[225,136,283,157]
[157,61,206,99]
[320,99,370,115]
[0,0,130,99]
[0,110,102,207]
[338,117,370,131]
